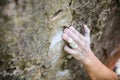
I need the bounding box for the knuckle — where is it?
[74,51,79,56]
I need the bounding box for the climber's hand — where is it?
[62,25,94,64]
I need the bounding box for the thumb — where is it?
[84,24,90,45]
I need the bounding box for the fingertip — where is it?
[64,45,72,54]
[64,28,67,33]
[83,24,87,27]
[62,34,67,40]
[64,45,69,52]
[69,26,75,30]
[83,24,87,29]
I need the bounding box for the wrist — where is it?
[81,50,100,68]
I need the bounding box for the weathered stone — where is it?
[0,0,119,80]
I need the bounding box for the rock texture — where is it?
[0,0,119,80]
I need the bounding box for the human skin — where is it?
[62,25,118,80]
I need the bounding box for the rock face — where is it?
[0,0,119,80]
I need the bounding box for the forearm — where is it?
[82,51,118,80]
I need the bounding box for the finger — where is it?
[69,26,80,37]
[64,28,80,44]
[84,25,90,38]
[69,26,85,40]
[62,33,74,43]
[84,25,90,45]
[64,45,76,54]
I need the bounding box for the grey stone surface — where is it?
[0,0,119,80]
